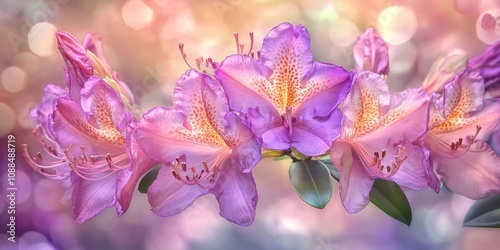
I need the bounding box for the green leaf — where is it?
[369,178,412,226]
[320,157,411,226]
[138,165,162,193]
[320,158,338,181]
[463,194,500,228]
[289,159,332,209]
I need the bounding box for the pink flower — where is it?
[425,68,500,199]
[331,72,436,213]
[215,22,354,156]
[23,31,156,223]
[135,70,261,226]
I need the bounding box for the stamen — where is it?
[171,170,181,180]
[234,33,240,54]
[178,43,194,69]
[239,44,244,55]
[247,32,254,55]
[283,106,294,136]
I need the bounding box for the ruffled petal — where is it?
[147,165,209,216]
[224,113,261,173]
[330,141,375,213]
[211,159,258,226]
[442,69,484,117]
[387,140,430,191]
[80,76,134,134]
[56,31,93,101]
[292,109,344,156]
[51,97,124,154]
[29,83,67,132]
[71,174,117,224]
[260,22,313,79]
[353,27,389,74]
[467,41,500,88]
[341,71,390,134]
[215,55,279,135]
[354,78,430,145]
[433,141,500,199]
[135,106,223,166]
[116,130,158,215]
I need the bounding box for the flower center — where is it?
[426,125,482,158]
[169,148,229,189]
[281,106,296,136]
[351,142,408,178]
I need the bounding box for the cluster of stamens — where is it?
[282,106,296,136]
[449,125,481,155]
[178,32,259,74]
[370,145,407,178]
[170,157,220,188]
[22,128,129,181]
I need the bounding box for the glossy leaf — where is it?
[138,165,161,193]
[369,178,412,226]
[321,158,412,226]
[289,159,332,209]
[463,194,500,228]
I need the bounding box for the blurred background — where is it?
[1,0,500,249]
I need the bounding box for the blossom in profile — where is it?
[215,22,354,157]
[330,72,435,213]
[425,68,500,199]
[353,27,389,75]
[135,70,261,226]
[23,31,156,223]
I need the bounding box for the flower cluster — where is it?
[23,22,500,226]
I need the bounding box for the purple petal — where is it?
[342,71,390,126]
[433,141,500,199]
[291,109,343,156]
[224,113,262,173]
[211,160,258,226]
[135,106,223,166]
[387,140,430,191]
[330,141,374,213]
[215,55,279,135]
[29,83,67,132]
[260,22,313,76]
[467,41,500,88]
[443,68,485,117]
[353,27,389,74]
[80,76,135,134]
[56,31,93,102]
[147,165,209,216]
[71,174,117,224]
[116,130,158,215]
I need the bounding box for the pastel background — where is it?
[1,0,499,249]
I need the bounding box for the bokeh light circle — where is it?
[328,18,359,47]
[1,66,27,93]
[0,102,16,136]
[377,6,418,45]
[122,0,155,30]
[28,22,58,57]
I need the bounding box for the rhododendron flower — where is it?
[23,31,156,223]
[215,22,354,156]
[353,27,389,75]
[330,72,436,213]
[135,70,261,226]
[425,68,500,199]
